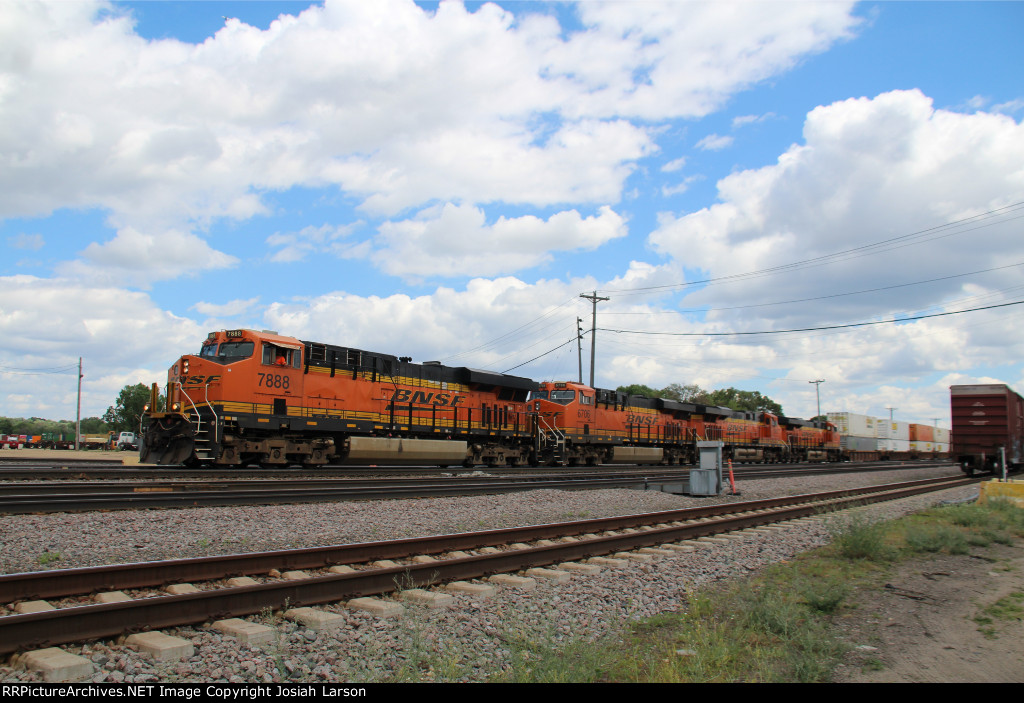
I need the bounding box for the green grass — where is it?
[36,551,61,566]
[487,498,1024,683]
[973,590,1024,639]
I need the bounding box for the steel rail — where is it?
[0,474,686,514]
[0,459,956,481]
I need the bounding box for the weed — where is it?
[940,503,996,529]
[799,578,850,614]
[903,524,969,554]
[974,590,1024,639]
[36,551,61,566]
[861,657,885,673]
[829,515,896,561]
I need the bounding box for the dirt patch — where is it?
[834,541,1024,683]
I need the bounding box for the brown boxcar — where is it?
[950,384,1024,475]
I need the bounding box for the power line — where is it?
[598,299,1024,338]
[502,336,580,373]
[598,201,1024,296]
[600,262,1024,315]
[0,364,79,376]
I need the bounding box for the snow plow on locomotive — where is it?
[140,329,842,468]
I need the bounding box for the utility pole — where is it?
[809,379,825,419]
[579,291,609,388]
[75,357,82,451]
[576,317,584,384]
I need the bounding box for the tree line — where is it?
[615,383,784,416]
[1,383,154,437]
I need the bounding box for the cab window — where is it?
[200,343,218,357]
[217,341,254,359]
[262,343,301,368]
[529,390,549,401]
[549,390,576,405]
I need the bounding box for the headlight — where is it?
[182,360,190,373]
[143,404,150,412]
[171,402,181,412]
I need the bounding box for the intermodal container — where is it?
[840,435,877,452]
[909,424,935,442]
[827,412,876,438]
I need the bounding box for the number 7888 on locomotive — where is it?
[140,328,841,468]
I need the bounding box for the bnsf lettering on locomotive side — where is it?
[389,389,465,406]
[181,375,221,386]
[626,413,655,425]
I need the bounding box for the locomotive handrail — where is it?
[536,413,566,456]
[203,378,219,444]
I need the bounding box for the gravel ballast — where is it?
[0,465,976,682]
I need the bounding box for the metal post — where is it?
[75,357,82,451]
[809,379,824,418]
[576,317,583,384]
[579,291,608,388]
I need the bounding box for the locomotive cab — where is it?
[142,329,309,466]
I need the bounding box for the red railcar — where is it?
[950,384,1024,475]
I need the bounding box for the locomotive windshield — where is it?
[549,390,576,404]
[219,341,255,359]
[199,341,255,361]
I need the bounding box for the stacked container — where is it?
[827,412,878,452]
[909,423,935,453]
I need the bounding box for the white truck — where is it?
[117,432,139,450]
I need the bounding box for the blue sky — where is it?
[1,0,1022,427]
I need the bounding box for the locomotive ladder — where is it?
[178,386,217,462]
[536,414,567,466]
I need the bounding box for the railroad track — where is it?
[0,462,957,514]
[0,459,954,481]
[0,474,977,656]
[1,472,683,513]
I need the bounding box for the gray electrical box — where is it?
[690,441,724,496]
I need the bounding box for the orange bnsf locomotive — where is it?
[141,329,537,467]
[141,328,840,467]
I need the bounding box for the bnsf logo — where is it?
[179,375,221,387]
[388,389,466,407]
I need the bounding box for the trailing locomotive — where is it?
[530,381,840,466]
[141,328,841,467]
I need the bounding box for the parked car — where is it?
[117,432,139,451]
